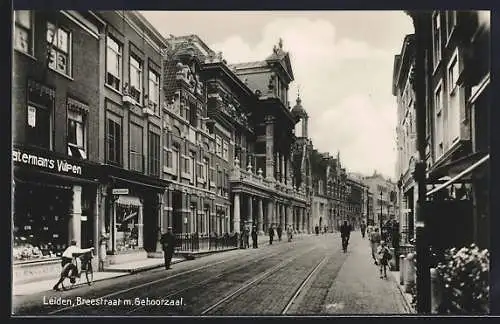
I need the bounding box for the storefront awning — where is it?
[428,151,487,183]
[426,153,489,197]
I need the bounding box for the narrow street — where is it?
[13,233,408,315]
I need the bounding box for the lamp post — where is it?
[379,191,383,230]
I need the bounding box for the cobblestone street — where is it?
[13,233,409,315]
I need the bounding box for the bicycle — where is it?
[59,251,94,290]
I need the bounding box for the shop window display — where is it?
[13,180,72,262]
[115,204,140,252]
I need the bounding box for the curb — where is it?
[103,258,185,274]
[388,271,416,314]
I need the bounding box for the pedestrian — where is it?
[377,240,391,279]
[268,226,274,245]
[245,227,250,248]
[287,225,293,242]
[160,227,176,270]
[340,221,352,253]
[315,225,319,235]
[277,225,283,242]
[360,221,367,239]
[251,226,258,248]
[370,227,381,264]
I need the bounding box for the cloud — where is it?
[210,17,403,179]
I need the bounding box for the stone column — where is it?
[233,193,241,233]
[266,200,273,231]
[298,207,303,233]
[281,155,285,183]
[280,203,285,227]
[257,198,264,235]
[265,116,275,180]
[70,185,82,246]
[286,205,292,228]
[247,195,253,227]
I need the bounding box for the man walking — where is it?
[160,227,176,270]
[268,225,275,245]
[340,221,352,253]
[360,221,367,239]
[251,226,258,248]
[277,225,283,242]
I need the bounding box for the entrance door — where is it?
[172,191,183,233]
[81,192,94,249]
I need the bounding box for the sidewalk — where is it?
[321,234,413,314]
[389,269,416,313]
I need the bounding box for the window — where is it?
[432,12,442,69]
[216,136,222,156]
[130,55,143,104]
[67,110,86,159]
[448,53,461,143]
[106,115,122,165]
[446,11,457,39]
[222,140,229,160]
[47,22,71,76]
[106,36,122,91]
[129,123,143,172]
[27,104,51,149]
[434,84,444,158]
[203,158,209,180]
[14,11,32,54]
[149,132,160,177]
[171,146,179,178]
[184,156,190,174]
[148,69,160,114]
[190,152,195,179]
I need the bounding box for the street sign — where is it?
[112,188,129,195]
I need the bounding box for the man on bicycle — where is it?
[53,240,94,291]
[340,221,352,253]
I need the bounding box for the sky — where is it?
[140,11,414,180]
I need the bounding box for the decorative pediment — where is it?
[266,38,295,82]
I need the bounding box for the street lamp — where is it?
[379,191,383,230]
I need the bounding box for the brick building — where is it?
[12,10,106,283]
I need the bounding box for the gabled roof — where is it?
[266,47,294,82]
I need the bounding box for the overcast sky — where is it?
[140,11,414,180]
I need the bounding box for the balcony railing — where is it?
[174,233,239,252]
[229,158,308,201]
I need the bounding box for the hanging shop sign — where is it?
[12,147,97,179]
[112,188,129,195]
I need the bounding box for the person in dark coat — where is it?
[340,221,352,253]
[160,227,176,270]
[251,226,258,248]
[244,227,250,248]
[277,225,283,242]
[268,226,275,245]
[315,225,320,235]
[360,221,367,238]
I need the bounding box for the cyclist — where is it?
[53,240,94,291]
[340,221,352,253]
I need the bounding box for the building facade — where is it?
[409,10,490,252]
[13,10,106,283]
[362,171,398,229]
[393,34,418,243]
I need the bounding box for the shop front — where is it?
[100,165,169,266]
[12,145,101,284]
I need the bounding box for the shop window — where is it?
[67,110,87,159]
[106,36,122,91]
[149,131,160,177]
[14,10,33,55]
[106,115,122,165]
[47,22,71,76]
[129,55,143,104]
[115,204,140,252]
[148,69,160,115]
[13,181,72,262]
[129,123,143,172]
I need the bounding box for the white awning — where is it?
[426,154,489,197]
[116,195,142,207]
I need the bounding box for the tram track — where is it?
[47,238,314,315]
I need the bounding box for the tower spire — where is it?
[297,85,301,104]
